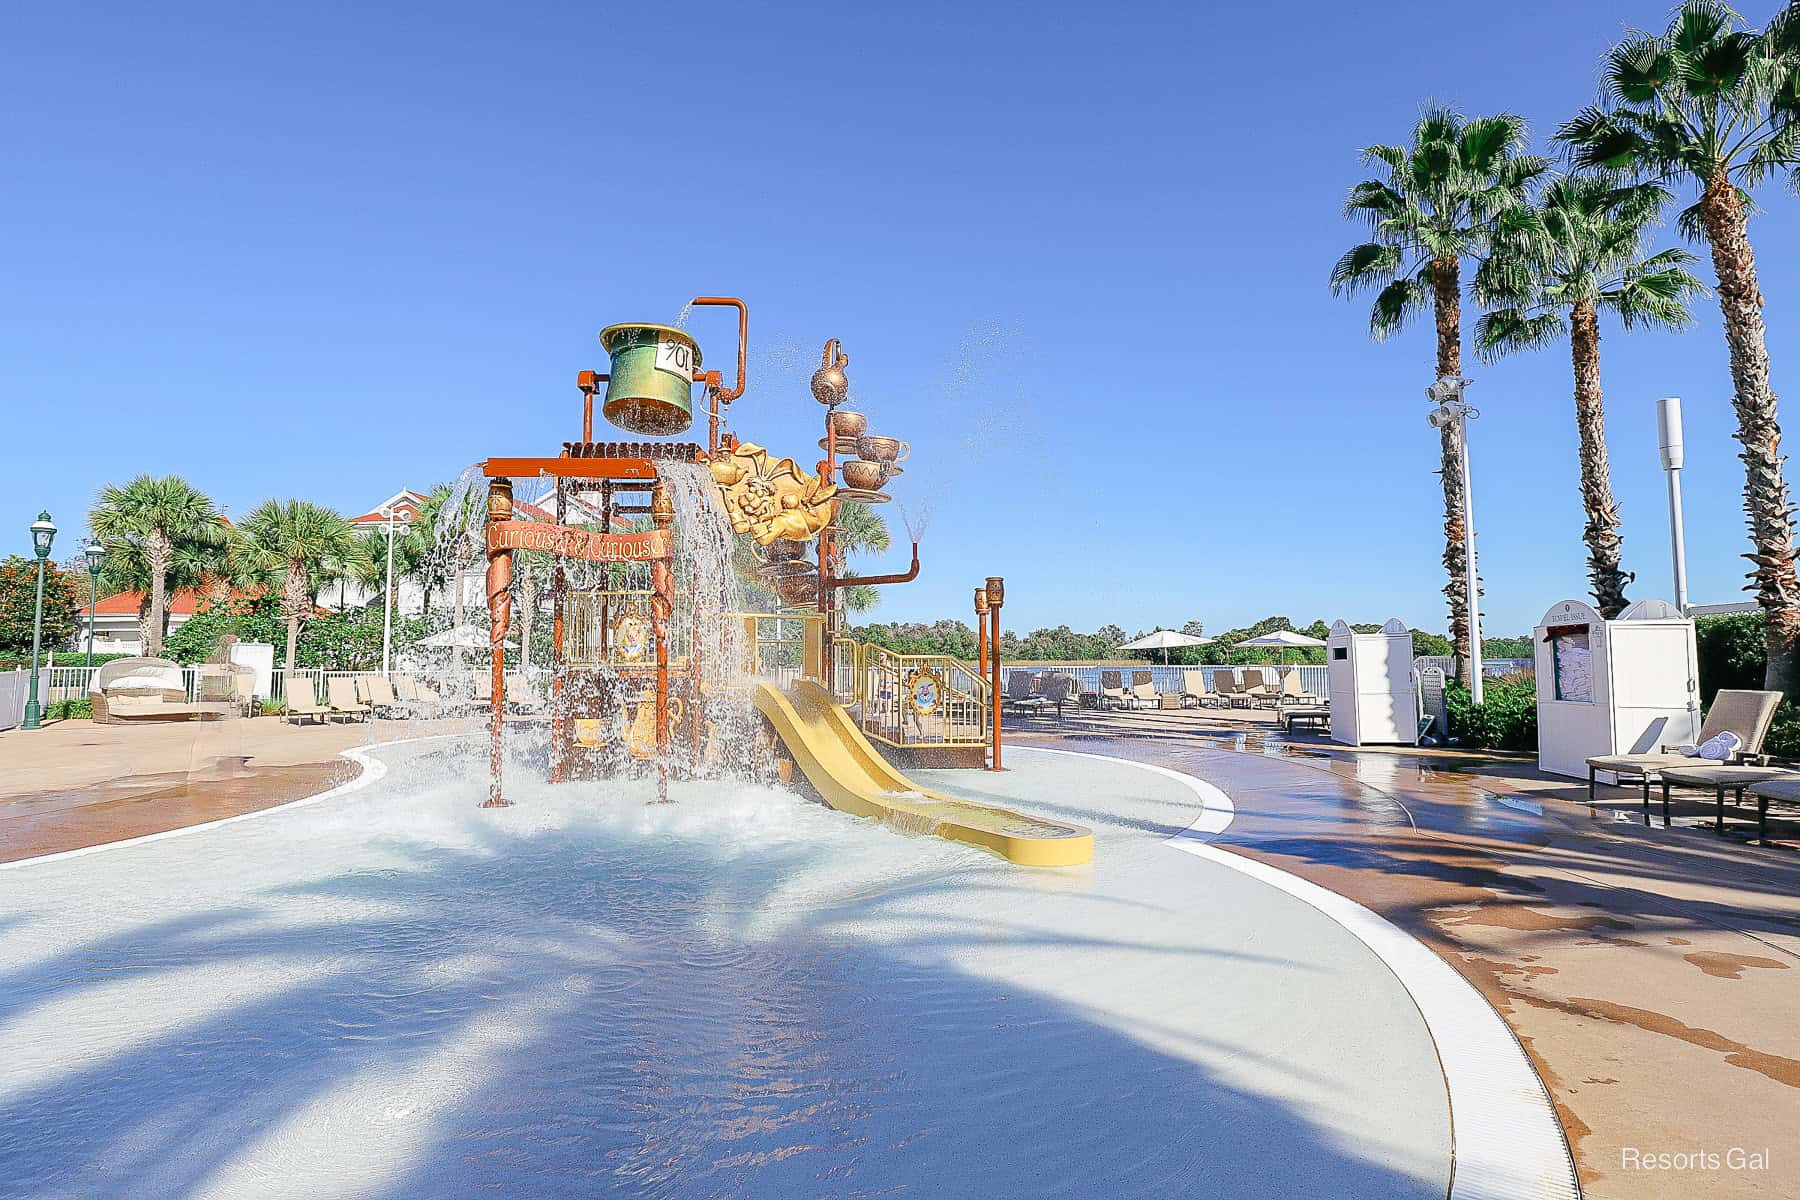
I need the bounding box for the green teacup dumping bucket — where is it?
[597,323,701,436]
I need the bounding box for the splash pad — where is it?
[472,297,1090,866]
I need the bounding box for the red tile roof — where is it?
[91,587,266,616]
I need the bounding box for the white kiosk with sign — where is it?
[1327,618,1418,746]
[1533,598,1700,780]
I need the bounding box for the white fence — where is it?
[0,670,28,730]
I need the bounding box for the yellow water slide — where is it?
[752,680,1094,866]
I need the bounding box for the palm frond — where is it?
[1474,308,1565,362]
[1369,274,1429,341]
[1330,242,1403,295]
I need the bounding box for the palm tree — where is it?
[1560,0,1800,688]
[1331,107,1549,679]
[88,475,223,655]
[833,502,891,615]
[240,500,368,672]
[1475,175,1706,617]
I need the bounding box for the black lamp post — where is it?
[84,541,105,663]
[22,511,57,730]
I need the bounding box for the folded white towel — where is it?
[1697,731,1744,762]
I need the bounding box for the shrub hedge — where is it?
[1445,672,1538,752]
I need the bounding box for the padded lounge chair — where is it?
[327,677,372,722]
[1274,670,1322,708]
[1099,670,1131,710]
[284,687,330,725]
[1241,668,1278,708]
[1585,688,1782,803]
[1130,670,1159,709]
[1180,669,1210,708]
[1212,672,1246,708]
[1040,672,1076,718]
[358,674,402,716]
[1006,671,1051,716]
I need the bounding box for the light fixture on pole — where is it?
[1657,397,1690,615]
[22,511,57,730]
[1427,377,1484,705]
[83,540,105,663]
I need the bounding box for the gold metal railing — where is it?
[854,644,990,748]
[566,589,667,666]
[726,613,991,749]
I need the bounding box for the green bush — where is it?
[1694,612,1766,704]
[1445,672,1538,752]
[258,699,285,717]
[46,698,93,721]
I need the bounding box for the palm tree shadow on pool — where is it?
[0,795,1447,1199]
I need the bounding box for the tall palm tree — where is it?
[88,475,223,655]
[1475,175,1706,617]
[1332,107,1549,679]
[1561,0,1800,688]
[833,502,892,614]
[240,500,368,672]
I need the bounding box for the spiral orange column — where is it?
[483,478,515,808]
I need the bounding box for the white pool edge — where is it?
[1013,746,1581,1200]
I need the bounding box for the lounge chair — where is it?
[1180,669,1211,708]
[1212,671,1246,708]
[1130,670,1159,709]
[88,656,230,724]
[1006,671,1051,716]
[1040,672,1076,718]
[358,674,402,717]
[326,676,372,722]
[393,674,441,715]
[1098,670,1131,710]
[1241,668,1278,708]
[1586,688,1782,804]
[1283,706,1331,734]
[284,686,331,725]
[505,672,544,712]
[1274,670,1323,708]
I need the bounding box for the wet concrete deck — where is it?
[0,716,477,862]
[1009,706,1800,1199]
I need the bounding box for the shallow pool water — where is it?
[0,741,1450,1199]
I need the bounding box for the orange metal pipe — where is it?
[822,542,920,588]
[687,297,747,403]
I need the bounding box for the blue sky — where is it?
[5,1,1799,637]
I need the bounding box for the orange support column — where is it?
[483,479,515,808]
[651,480,674,804]
[974,586,989,678]
[986,576,1004,772]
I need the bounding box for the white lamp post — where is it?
[1657,397,1690,615]
[1428,377,1484,705]
[379,504,404,675]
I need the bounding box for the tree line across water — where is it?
[851,615,1534,665]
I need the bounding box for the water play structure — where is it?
[473,297,1091,866]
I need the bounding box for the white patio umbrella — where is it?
[1233,629,1326,667]
[1118,629,1213,664]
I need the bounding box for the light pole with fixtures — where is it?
[379,504,404,675]
[83,541,105,663]
[1656,398,1690,615]
[1427,378,1483,705]
[22,512,58,730]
